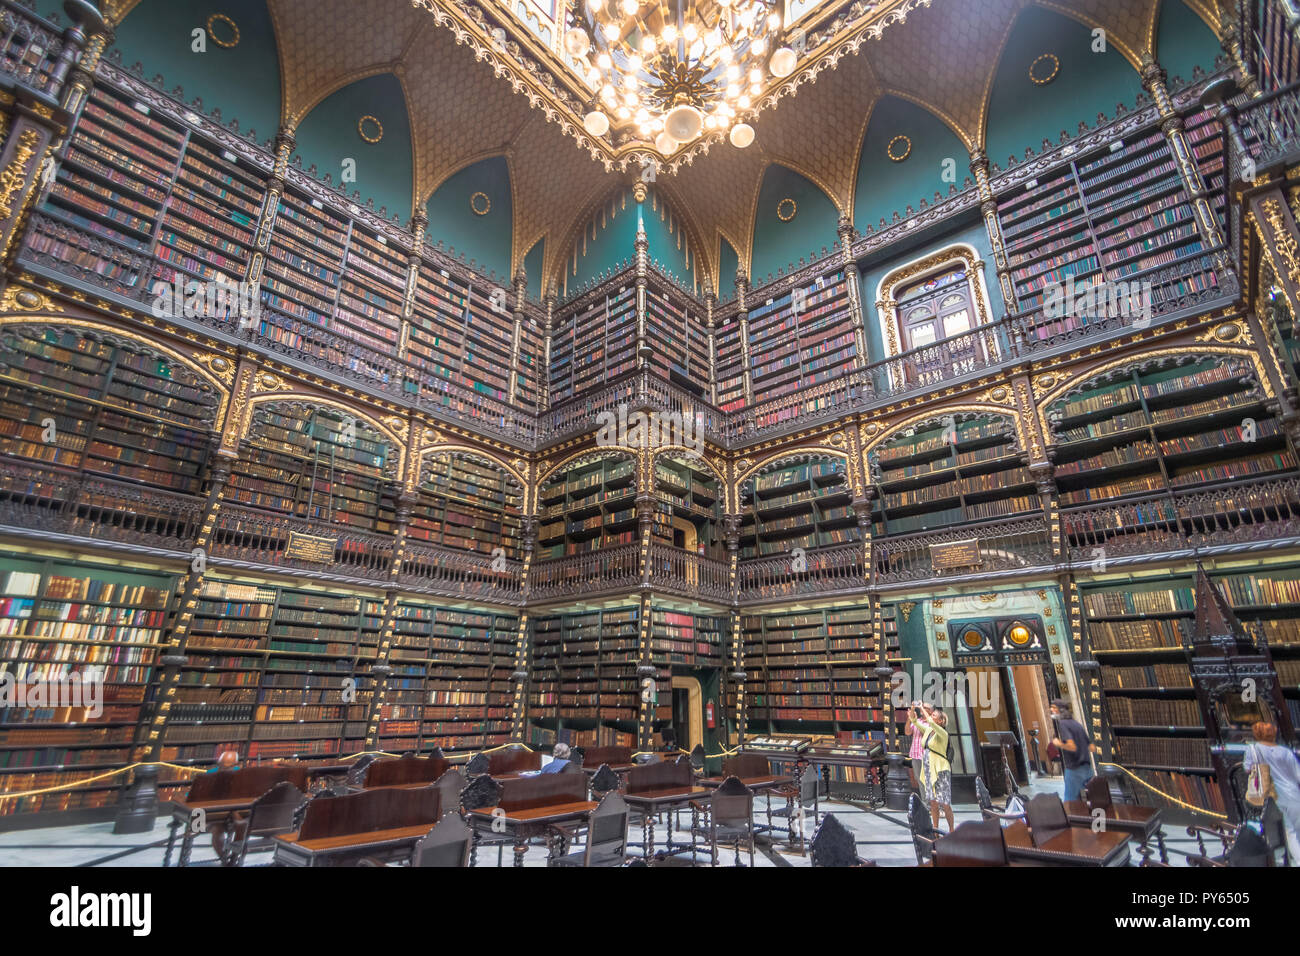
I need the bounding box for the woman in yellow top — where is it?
[912,702,955,833]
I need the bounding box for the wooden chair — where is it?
[1080,773,1166,863]
[344,755,378,789]
[219,781,305,867]
[707,776,756,867]
[1186,818,1274,867]
[433,767,466,814]
[809,813,875,867]
[907,790,938,864]
[932,820,1012,867]
[362,753,451,789]
[459,774,506,867]
[590,764,621,799]
[410,812,474,867]
[1024,792,1072,846]
[768,762,820,855]
[549,791,630,867]
[465,752,491,776]
[974,775,1027,824]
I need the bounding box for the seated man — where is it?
[541,742,572,774]
[205,750,240,774]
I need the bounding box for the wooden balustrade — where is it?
[209,504,395,582]
[737,542,864,601]
[874,516,1054,586]
[646,543,731,601]
[528,543,640,601]
[397,540,523,603]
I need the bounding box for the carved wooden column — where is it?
[364,489,418,750]
[704,282,718,406]
[969,149,1017,315]
[634,186,650,368]
[397,209,427,357]
[1217,17,1263,99]
[723,512,746,745]
[837,215,869,366]
[540,292,555,412]
[1248,189,1300,444]
[1142,56,1230,266]
[735,268,753,404]
[507,268,527,404]
[634,489,659,750]
[244,127,295,302]
[508,513,538,742]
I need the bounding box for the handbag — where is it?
[1246,745,1276,808]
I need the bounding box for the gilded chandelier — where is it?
[563,0,799,154]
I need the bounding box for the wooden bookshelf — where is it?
[537,455,638,560]
[409,453,524,557]
[1080,575,1221,813]
[871,414,1032,536]
[528,606,641,742]
[549,283,638,404]
[1216,566,1300,745]
[1054,358,1295,552]
[713,313,745,412]
[997,112,1225,333]
[0,554,176,818]
[739,454,858,561]
[654,456,722,554]
[644,278,710,396]
[227,402,397,534]
[0,326,220,500]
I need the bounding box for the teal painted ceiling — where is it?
[751,165,841,287]
[426,157,513,284]
[567,188,697,295]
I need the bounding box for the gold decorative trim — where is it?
[776,198,797,222]
[206,14,240,49]
[358,115,384,144]
[0,285,64,314]
[1029,53,1060,86]
[470,191,491,216]
[1195,321,1252,346]
[886,134,912,162]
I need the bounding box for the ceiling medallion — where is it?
[563,0,798,155]
[206,14,240,49]
[1029,53,1060,86]
[886,134,912,162]
[470,191,492,216]
[776,198,797,222]
[358,115,384,144]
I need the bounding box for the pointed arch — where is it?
[748,162,842,286]
[863,404,1028,464]
[243,393,407,478]
[424,154,515,283]
[414,443,527,495]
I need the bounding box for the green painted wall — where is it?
[750,164,840,286]
[1155,0,1222,82]
[985,7,1141,169]
[426,156,513,284]
[855,96,970,235]
[717,236,739,304]
[293,73,414,225]
[569,188,696,292]
[112,0,281,141]
[858,221,999,363]
[523,239,545,302]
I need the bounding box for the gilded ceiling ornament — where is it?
[206,14,240,49]
[1029,53,1060,86]
[886,134,912,162]
[470,191,491,216]
[776,198,797,222]
[358,115,384,144]
[898,601,916,622]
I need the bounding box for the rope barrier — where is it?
[1098,762,1228,820]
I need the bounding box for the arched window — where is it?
[897,265,976,350]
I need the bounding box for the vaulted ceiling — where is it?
[99,0,1226,296]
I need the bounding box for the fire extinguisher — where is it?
[705,700,716,729]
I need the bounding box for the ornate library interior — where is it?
[0,0,1299,880]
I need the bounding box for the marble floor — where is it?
[0,776,1205,867]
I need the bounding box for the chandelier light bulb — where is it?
[718,0,732,7]
[665,101,704,141]
[719,45,734,63]
[623,90,639,106]
[621,0,638,16]
[589,0,603,11]
[616,105,633,119]
[769,45,797,77]
[683,23,698,41]
[564,27,591,58]
[655,131,678,154]
[583,110,610,136]
[627,53,643,71]
[597,52,613,69]
[767,12,782,29]
[640,35,656,54]
[738,94,751,108]
[729,122,755,148]
[603,23,620,41]
[726,64,740,81]
[663,24,677,42]
[751,37,767,54]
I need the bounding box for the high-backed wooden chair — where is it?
[487,746,540,776]
[707,776,756,867]
[219,781,305,866]
[410,812,474,867]
[932,820,1012,867]
[433,768,466,815]
[809,813,875,867]
[1024,792,1072,847]
[1260,799,1292,866]
[768,763,820,855]
[975,775,1027,824]
[549,791,630,867]
[459,774,505,867]
[907,791,938,864]
[590,764,621,799]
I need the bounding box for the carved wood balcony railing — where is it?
[397,539,523,604]
[737,542,865,602]
[1063,475,1300,562]
[528,542,641,601]
[0,1,65,97]
[874,516,1054,587]
[0,458,206,551]
[1232,80,1300,173]
[646,543,731,602]
[209,503,395,583]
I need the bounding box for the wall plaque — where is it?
[930,539,981,570]
[286,531,337,563]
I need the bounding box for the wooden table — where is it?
[623,786,714,865]
[468,801,598,866]
[1002,821,1132,866]
[699,775,794,792]
[272,823,434,867]
[1064,801,1166,863]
